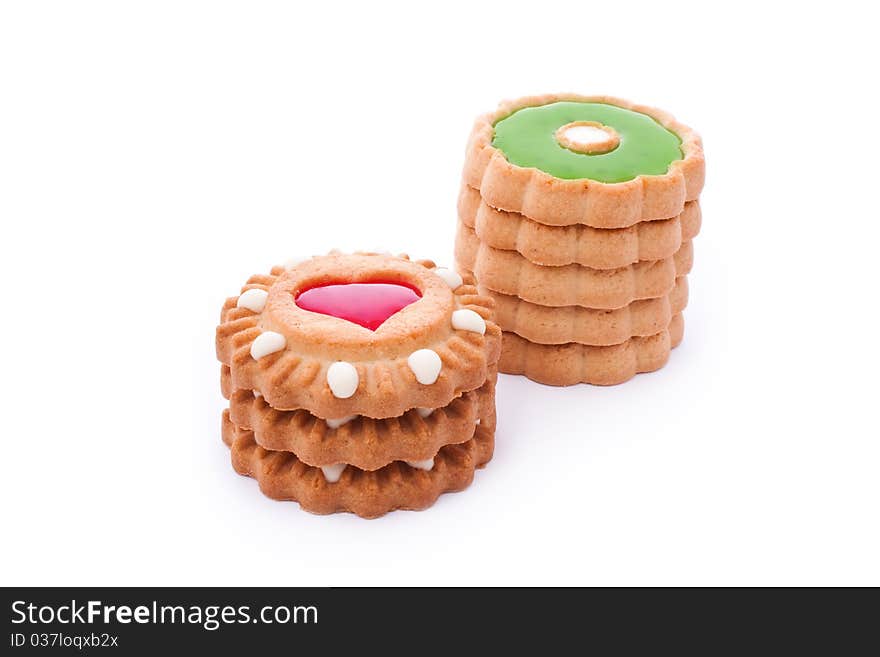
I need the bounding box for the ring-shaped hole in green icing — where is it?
[492,101,683,183]
[555,121,620,155]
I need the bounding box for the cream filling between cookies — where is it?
[322,408,482,431]
[319,457,436,483]
[325,415,357,429]
[405,458,435,471]
[320,463,348,483]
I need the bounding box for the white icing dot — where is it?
[408,349,442,385]
[434,267,463,290]
[415,407,434,419]
[253,390,262,399]
[326,361,359,398]
[320,463,347,483]
[475,418,481,425]
[283,256,308,269]
[250,331,286,359]
[406,458,435,471]
[451,308,486,335]
[325,415,357,429]
[237,288,268,313]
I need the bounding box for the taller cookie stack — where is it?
[216,252,501,518]
[455,94,705,385]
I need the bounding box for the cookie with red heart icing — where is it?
[216,252,501,419]
[216,252,499,516]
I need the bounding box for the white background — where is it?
[1,1,878,586]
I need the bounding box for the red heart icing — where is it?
[294,281,422,331]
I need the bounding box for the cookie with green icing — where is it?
[462,94,705,228]
[492,101,683,183]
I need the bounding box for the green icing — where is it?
[492,101,683,183]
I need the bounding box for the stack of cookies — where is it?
[455,94,705,386]
[216,252,501,518]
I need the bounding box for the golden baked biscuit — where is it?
[484,277,687,346]
[223,368,496,471]
[499,314,685,386]
[222,410,495,519]
[456,223,693,309]
[458,184,701,269]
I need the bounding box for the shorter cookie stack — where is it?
[216,252,501,518]
[456,94,705,386]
